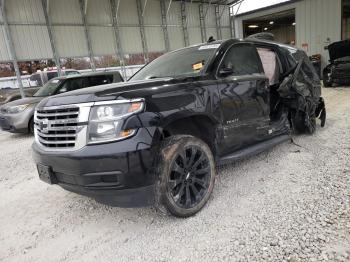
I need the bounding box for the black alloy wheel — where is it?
[168,145,211,209]
[155,135,216,217]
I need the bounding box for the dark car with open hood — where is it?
[323,39,350,87]
[32,38,326,217]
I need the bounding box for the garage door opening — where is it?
[243,9,295,45]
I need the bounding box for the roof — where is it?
[235,0,299,17]
[55,70,121,80]
[175,0,242,5]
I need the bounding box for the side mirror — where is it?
[219,67,234,77]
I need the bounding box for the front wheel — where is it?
[29,117,34,134]
[155,135,216,217]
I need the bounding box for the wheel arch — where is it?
[161,113,219,156]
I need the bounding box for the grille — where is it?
[35,107,80,148]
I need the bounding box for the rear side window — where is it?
[29,73,43,86]
[56,78,85,94]
[65,70,80,76]
[88,75,113,86]
[47,72,58,80]
[220,44,263,76]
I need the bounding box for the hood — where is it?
[328,40,350,61]
[1,96,43,108]
[38,77,200,107]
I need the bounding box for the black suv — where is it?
[32,39,326,217]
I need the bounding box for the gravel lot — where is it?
[0,87,349,262]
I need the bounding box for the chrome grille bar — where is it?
[34,102,92,151]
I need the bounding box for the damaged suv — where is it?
[323,39,350,87]
[32,38,326,217]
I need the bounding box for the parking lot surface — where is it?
[0,87,349,262]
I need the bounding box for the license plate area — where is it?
[37,164,56,184]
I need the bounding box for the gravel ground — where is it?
[0,87,349,262]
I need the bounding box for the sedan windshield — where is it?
[33,79,63,97]
[130,44,220,81]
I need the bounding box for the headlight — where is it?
[87,101,144,144]
[7,104,30,114]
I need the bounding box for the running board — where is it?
[218,134,290,166]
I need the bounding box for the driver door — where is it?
[217,43,270,155]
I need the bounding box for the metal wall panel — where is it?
[219,6,230,27]
[234,0,342,68]
[188,27,202,45]
[221,27,231,39]
[187,3,201,27]
[6,0,45,23]
[145,27,165,52]
[89,26,115,55]
[0,26,10,61]
[168,26,183,50]
[53,26,88,57]
[118,0,138,26]
[143,0,162,25]
[295,0,341,62]
[86,0,112,24]
[50,0,82,24]
[206,27,217,40]
[167,1,181,26]
[10,25,53,60]
[119,26,143,54]
[204,5,216,27]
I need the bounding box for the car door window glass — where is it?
[221,44,263,76]
[89,75,112,86]
[56,78,84,94]
[47,72,58,80]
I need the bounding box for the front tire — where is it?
[155,135,216,217]
[29,117,34,134]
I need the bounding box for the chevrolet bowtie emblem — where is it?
[39,119,49,133]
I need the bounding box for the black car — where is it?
[323,39,350,87]
[32,38,326,217]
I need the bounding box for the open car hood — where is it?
[328,40,350,61]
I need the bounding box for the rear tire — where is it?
[155,135,216,217]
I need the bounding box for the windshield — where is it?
[33,79,63,97]
[130,44,220,81]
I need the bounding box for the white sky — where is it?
[233,0,291,15]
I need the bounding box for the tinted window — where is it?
[29,73,43,86]
[220,44,263,76]
[33,79,62,97]
[65,70,80,76]
[47,72,58,80]
[88,75,113,86]
[56,78,85,94]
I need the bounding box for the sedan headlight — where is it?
[7,104,30,114]
[87,100,144,144]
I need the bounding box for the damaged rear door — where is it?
[278,50,326,133]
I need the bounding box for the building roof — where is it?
[235,0,299,17]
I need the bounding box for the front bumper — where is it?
[0,112,31,133]
[32,127,159,207]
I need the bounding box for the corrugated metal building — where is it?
[234,0,344,68]
[0,0,234,62]
[0,0,238,89]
